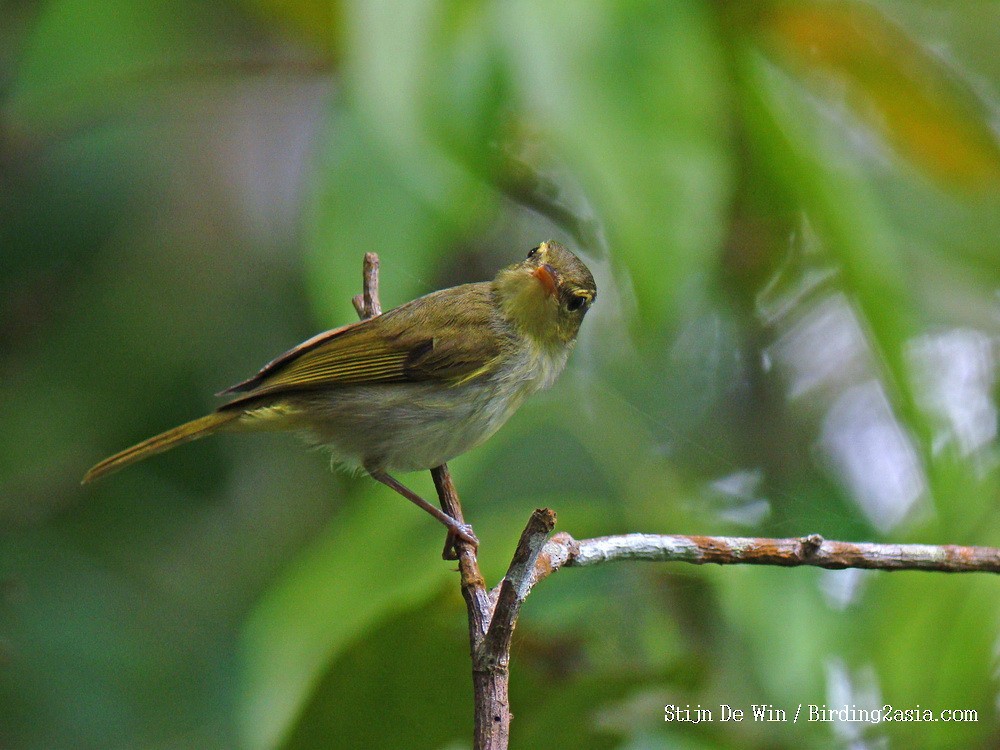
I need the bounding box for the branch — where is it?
[478,509,556,668]
[493,149,603,253]
[468,508,556,750]
[529,532,1000,588]
[431,464,490,637]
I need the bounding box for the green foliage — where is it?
[500,0,732,325]
[3,1,1000,748]
[238,494,453,750]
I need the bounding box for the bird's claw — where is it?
[453,522,478,547]
[443,523,479,558]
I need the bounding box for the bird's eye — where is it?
[567,294,588,312]
[526,246,540,259]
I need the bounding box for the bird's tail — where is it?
[82,411,241,484]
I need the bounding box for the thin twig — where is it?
[478,509,557,668]
[352,253,382,320]
[492,148,604,253]
[529,532,1000,589]
[432,466,510,750]
[432,465,490,636]
[463,510,557,749]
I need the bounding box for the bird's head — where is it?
[493,241,597,347]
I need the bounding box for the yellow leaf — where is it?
[763,2,1000,190]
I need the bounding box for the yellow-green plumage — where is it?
[82,241,596,537]
[82,412,240,483]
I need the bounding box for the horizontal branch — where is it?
[531,532,1000,587]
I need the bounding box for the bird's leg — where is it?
[369,470,479,547]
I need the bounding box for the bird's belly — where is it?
[288,380,527,474]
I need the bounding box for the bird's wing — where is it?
[219,283,503,405]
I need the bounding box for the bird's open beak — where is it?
[532,264,558,297]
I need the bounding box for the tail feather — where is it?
[82,411,240,484]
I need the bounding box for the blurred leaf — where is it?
[7,0,214,126]
[304,104,454,323]
[1,535,233,749]
[762,1,1000,190]
[12,0,186,93]
[242,0,340,51]
[340,0,494,221]
[864,573,997,747]
[282,593,469,750]
[237,490,453,750]
[500,0,733,326]
[718,567,830,704]
[403,0,514,168]
[511,668,635,750]
[741,54,936,482]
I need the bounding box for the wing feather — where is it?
[219,282,504,408]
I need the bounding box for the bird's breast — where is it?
[283,338,571,474]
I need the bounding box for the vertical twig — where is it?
[431,465,510,748]
[471,509,557,750]
[352,253,382,320]
[431,466,490,634]
[354,253,514,749]
[479,509,556,664]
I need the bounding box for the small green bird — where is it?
[83,241,596,545]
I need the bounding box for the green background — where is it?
[3,1,1000,748]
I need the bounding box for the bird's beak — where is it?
[532,264,558,297]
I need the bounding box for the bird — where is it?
[83,241,597,546]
